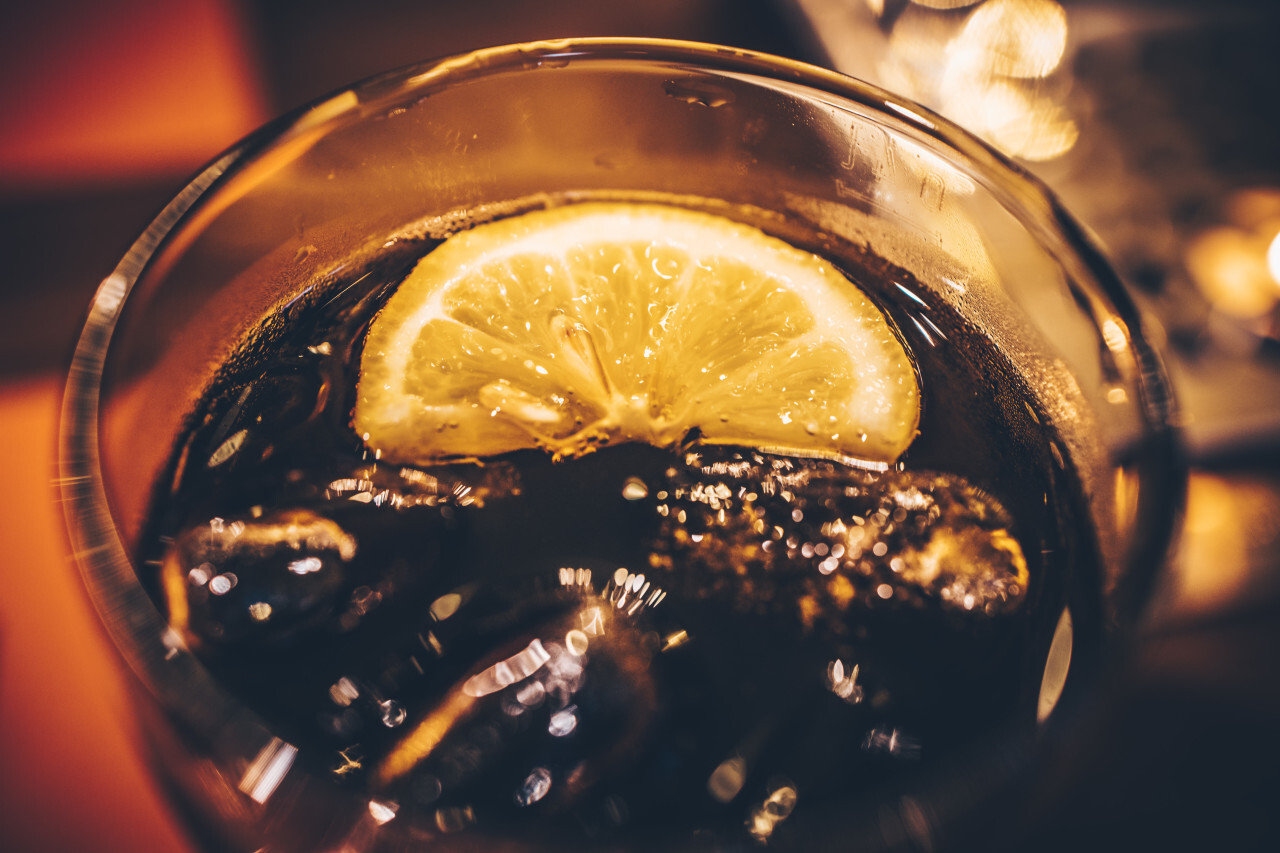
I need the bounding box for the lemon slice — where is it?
[355,203,919,464]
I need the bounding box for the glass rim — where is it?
[61,34,1183,629]
[57,35,1185,848]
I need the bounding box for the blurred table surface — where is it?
[1,1,1279,851]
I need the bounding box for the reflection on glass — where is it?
[238,738,298,804]
[1037,607,1073,723]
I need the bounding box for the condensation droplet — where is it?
[351,586,381,615]
[565,629,590,656]
[208,429,248,467]
[514,767,553,806]
[368,799,398,825]
[430,592,463,621]
[548,706,578,737]
[604,794,629,825]
[826,659,864,703]
[209,573,237,595]
[516,680,546,708]
[862,725,922,759]
[435,806,475,833]
[381,700,407,728]
[288,556,323,575]
[708,755,747,803]
[621,477,649,500]
[412,774,442,805]
[329,677,359,706]
[748,782,800,841]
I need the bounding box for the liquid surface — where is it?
[141,202,1100,851]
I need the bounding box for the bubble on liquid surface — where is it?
[323,460,522,510]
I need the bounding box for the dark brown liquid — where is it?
[140,202,1103,851]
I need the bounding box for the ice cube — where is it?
[649,449,1027,632]
[163,509,354,645]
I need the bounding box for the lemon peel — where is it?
[355,203,919,464]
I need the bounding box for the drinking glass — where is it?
[60,38,1181,852]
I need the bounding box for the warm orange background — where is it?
[0,380,194,852]
[1,2,265,850]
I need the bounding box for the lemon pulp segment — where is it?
[355,203,919,464]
